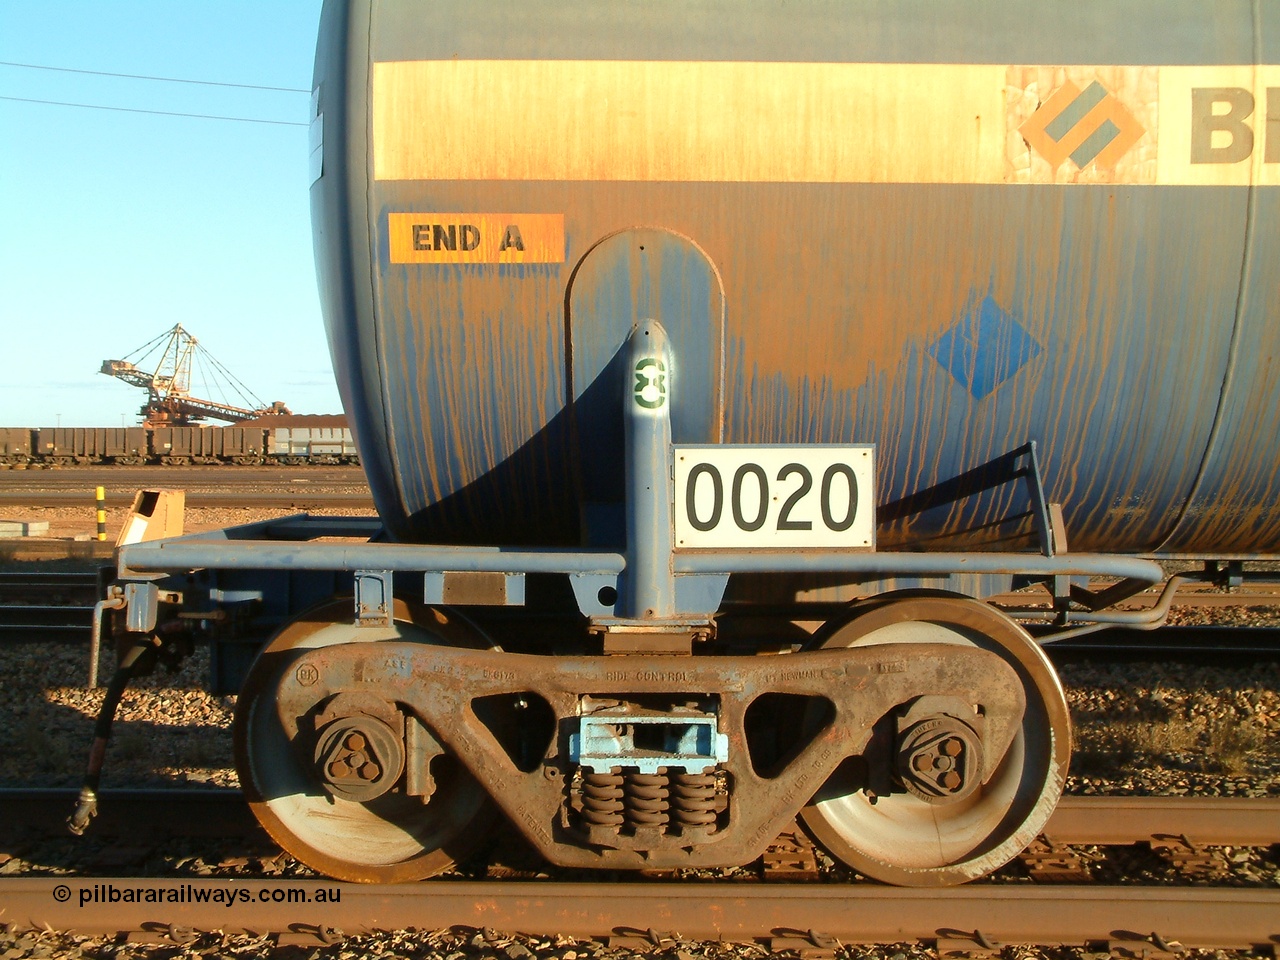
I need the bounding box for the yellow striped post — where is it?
[95,486,106,541]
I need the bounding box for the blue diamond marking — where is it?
[928,296,1042,400]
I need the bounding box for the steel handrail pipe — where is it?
[118,540,628,575]
[673,550,1163,581]
[118,537,1162,583]
[88,593,125,688]
[1012,575,1185,643]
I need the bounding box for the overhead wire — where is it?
[0,60,308,126]
[0,60,308,93]
[0,95,306,126]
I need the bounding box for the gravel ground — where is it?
[0,921,1272,960]
[0,643,236,791]
[1061,658,1280,799]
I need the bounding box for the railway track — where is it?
[1041,625,1280,662]
[0,570,99,601]
[0,464,373,510]
[0,573,100,641]
[1,792,1277,948]
[1,879,1276,950]
[0,604,96,642]
[0,490,375,509]
[2,790,1277,847]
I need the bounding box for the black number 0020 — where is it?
[685,462,857,534]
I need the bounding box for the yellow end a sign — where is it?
[388,213,564,264]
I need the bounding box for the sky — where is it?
[0,1,339,426]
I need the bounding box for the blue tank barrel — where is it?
[311,0,1280,557]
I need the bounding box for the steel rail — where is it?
[0,789,254,837]
[2,790,1276,849]
[1043,625,1280,662]
[0,604,95,640]
[1045,795,1280,845]
[1,879,1277,948]
[0,571,100,586]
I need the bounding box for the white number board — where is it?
[673,445,876,550]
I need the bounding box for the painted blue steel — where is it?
[117,538,627,576]
[570,230,725,533]
[122,582,159,634]
[115,530,1160,586]
[353,569,392,626]
[372,0,1270,66]
[570,713,729,775]
[618,321,678,620]
[926,296,1043,402]
[1024,442,1055,557]
[346,184,1279,556]
[317,1,1280,555]
[672,552,1161,582]
[322,0,1279,573]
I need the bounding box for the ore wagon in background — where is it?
[0,420,358,466]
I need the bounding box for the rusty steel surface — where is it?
[1043,796,1280,847]
[314,0,1280,556]
[3,878,1278,948]
[233,600,496,883]
[241,617,1029,874]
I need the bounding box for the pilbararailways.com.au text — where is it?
[70,883,341,908]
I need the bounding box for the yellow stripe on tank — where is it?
[373,61,1007,184]
[372,61,1280,186]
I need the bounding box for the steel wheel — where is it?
[233,599,495,882]
[799,595,1070,886]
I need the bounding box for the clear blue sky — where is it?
[0,1,339,426]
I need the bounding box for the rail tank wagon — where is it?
[89,0,1277,888]
[316,1,1280,556]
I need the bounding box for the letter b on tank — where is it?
[1191,87,1254,164]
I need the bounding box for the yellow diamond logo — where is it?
[1020,80,1146,172]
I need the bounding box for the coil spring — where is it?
[580,771,625,826]
[670,772,718,829]
[623,772,670,826]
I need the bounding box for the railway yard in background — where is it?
[0,465,374,553]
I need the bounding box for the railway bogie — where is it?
[72,0,1279,888]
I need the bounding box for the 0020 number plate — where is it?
[673,445,875,550]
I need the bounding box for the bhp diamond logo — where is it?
[1020,80,1146,172]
